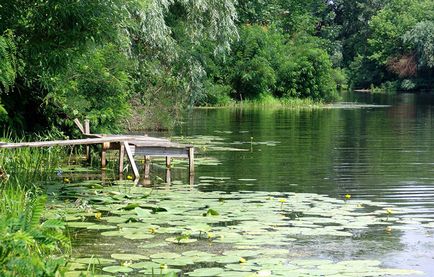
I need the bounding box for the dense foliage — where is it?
[0,186,69,276]
[0,145,70,276]
[0,0,433,132]
[0,0,237,132]
[200,25,338,103]
[330,0,434,90]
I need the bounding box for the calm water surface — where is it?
[69,92,434,276]
[170,92,434,275]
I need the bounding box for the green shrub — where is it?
[224,24,339,103]
[199,82,234,106]
[0,184,69,276]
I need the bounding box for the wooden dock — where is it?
[0,119,194,180]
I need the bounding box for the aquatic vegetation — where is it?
[46,177,427,276]
[0,184,70,276]
[0,144,72,276]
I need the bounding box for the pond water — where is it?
[51,92,434,276]
[175,92,434,273]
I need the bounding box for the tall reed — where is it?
[0,132,72,276]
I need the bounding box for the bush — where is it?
[199,82,234,106]
[277,46,339,101]
[0,185,69,276]
[223,24,339,103]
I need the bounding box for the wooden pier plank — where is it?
[123,141,140,179]
[133,146,189,157]
[0,136,133,149]
[0,131,195,179]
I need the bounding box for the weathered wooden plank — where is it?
[74,119,85,134]
[123,141,139,179]
[132,139,190,147]
[0,136,133,149]
[132,143,186,149]
[86,134,170,142]
[133,147,189,157]
[84,120,90,135]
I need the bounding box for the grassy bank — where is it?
[127,95,329,131]
[0,141,71,276]
[198,94,326,109]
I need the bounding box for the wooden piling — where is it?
[118,144,125,175]
[101,149,107,169]
[166,156,171,169]
[165,168,171,184]
[144,156,150,179]
[188,147,195,174]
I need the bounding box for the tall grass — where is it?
[198,94,325,109]
[0,132,72,276]
[0,130,70,187]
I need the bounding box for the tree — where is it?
[0,0,239,132]
[367,0,434,89]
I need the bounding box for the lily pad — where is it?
[111,253,148,261]
[187,267,225,276]
[86,224,117,230]
[130,261,160,269]
[165,237,197,244]
[74,257,116,265]
[102,266,133,273]
[139,268,182,275]
[67,222,96,228]
[150,252,181,259]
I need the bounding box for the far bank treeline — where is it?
[0,0,433,133]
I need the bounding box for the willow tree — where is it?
[0,0,237,133]
[129,0,238,129]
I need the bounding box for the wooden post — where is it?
[166,156,171,169]
[118,144,125,176]
[165,168,171,184]
[101,134,110,170]
[101,147,107,169]
[189,174,195,187]
[144,156,150,179]
[188,147,195,174]
[123,141,139,179]
[84,119,90,161]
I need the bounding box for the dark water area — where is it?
[170,92,434,275]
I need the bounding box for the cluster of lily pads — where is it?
[43,175,427,276]
[171,135,280,153]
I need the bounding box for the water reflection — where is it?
[173,92,434,274]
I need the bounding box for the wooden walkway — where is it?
[0,119,194,180]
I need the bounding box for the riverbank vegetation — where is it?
[0,145,70,276]
[0,0,433,132]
